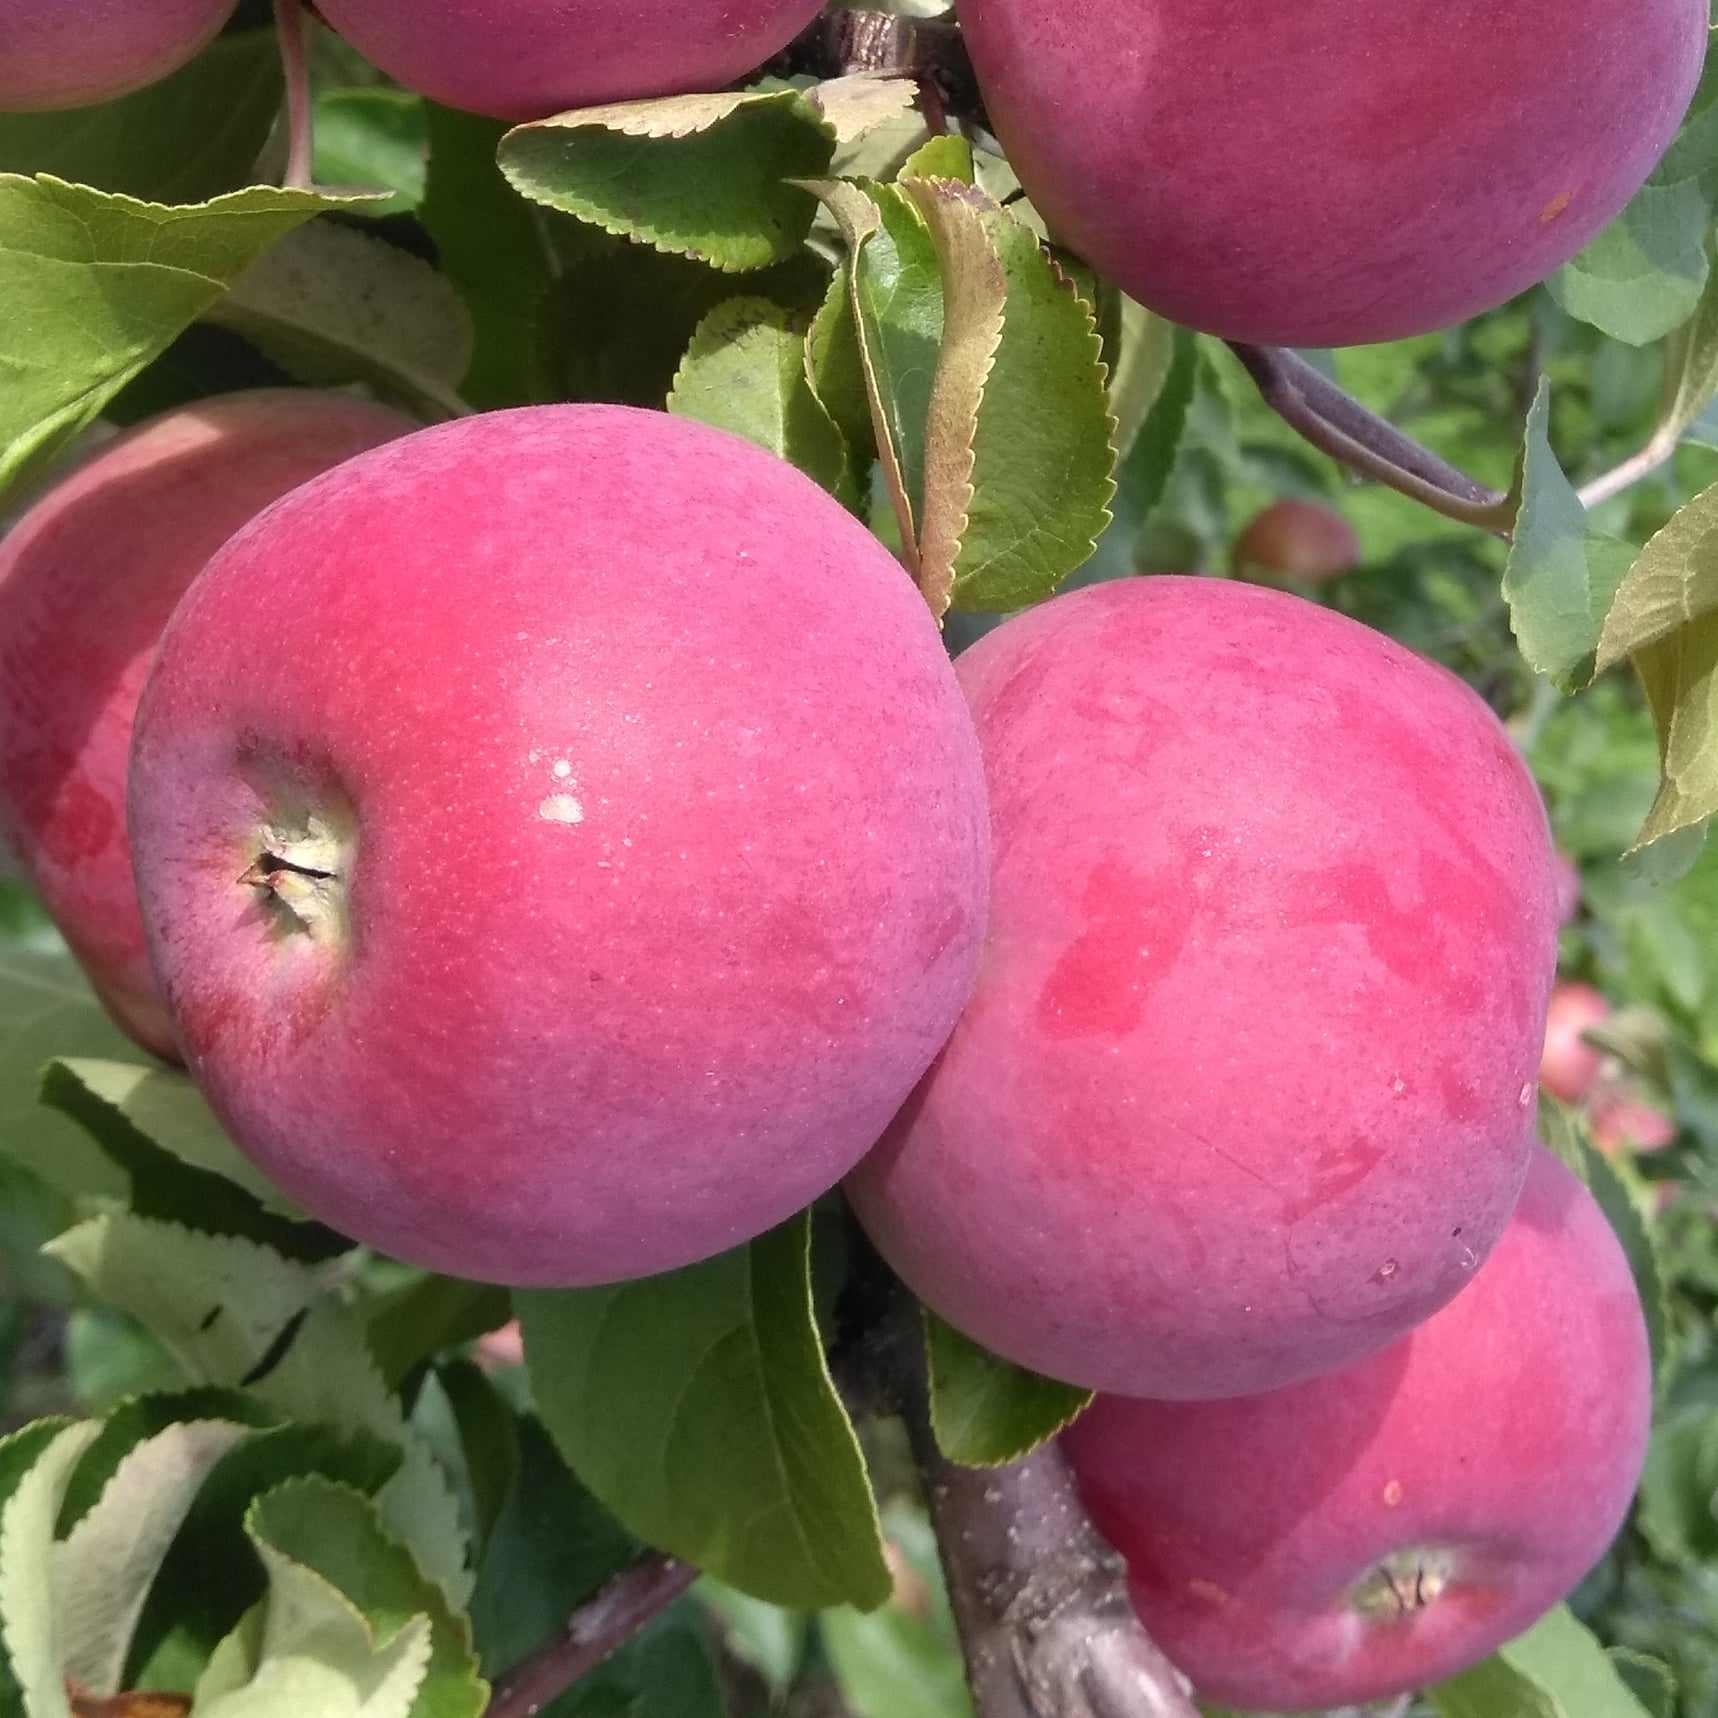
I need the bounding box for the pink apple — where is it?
[1538,981,1611,1106]
[957,0,1707,346]
[1062,1145,1652,1713]
[311,0,827,122]
[848,577,1559,1399]
[1589,1091,1676,1156]
[1231,499,1362,585]
[0,391,414,1058]
[0,0,237,111]
[128,404,990,1285]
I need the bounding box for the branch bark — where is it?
[485,1554,698,1718]
[909,1417,1201,1718]
[272,0,315,190]
[1226,343,1518,536]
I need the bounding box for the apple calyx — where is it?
[240,818,349,944]
[1349,1546,1456,1619]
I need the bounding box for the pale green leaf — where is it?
[1430,1606,1655,1718]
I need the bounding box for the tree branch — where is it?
[485,1554,698,1718]
[908,1415,1201,1718]
[1226,343,1518,536]
[765,9,986,127]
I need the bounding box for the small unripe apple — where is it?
[0,392,414,1057]
[957,0,1707,346]
[848,577,1558,1399]
[0,0,238,112]
[312,0,828,121]
[1231,499,1361,585]
[1538,981,1611,1106]
[1063,1145,1652,1713]
[129,404,990,1286]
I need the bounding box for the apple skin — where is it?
[1061,1145,1652,1713]
[1231,499,1361,585]
[847,577,1559,1399]
[0,392,414,1059]
[1538,980,1611,1106]
[957,0,1707,347]
[0,0,237,111]
[312,0,827,121]
[128,404,990,1286]
[1590,1092,1676,1156]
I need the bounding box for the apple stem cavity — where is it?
[241,819,349,942]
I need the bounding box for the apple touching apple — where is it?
[847,576,1560,1399]
[957,0,1708,346]
[0,391,414,1058]
[0,0,238,111]
[127,403,990,1285]
[1061,1144,1652,1712]
[311,0,827,121]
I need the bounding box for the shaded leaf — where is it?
[924,1312,1091,1468]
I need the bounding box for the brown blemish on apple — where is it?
[1187,1578,1230,1606]
[1539,188,1575,223]
[1383,1479,1403,1507]
[538,793,585,824]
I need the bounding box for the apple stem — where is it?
[274,0,316,191]
[484,1554,698,1718]
[1227,343,1520,537]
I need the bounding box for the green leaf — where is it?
[1637,1406,1718,1565]
[467,1414,634,1677]
[314,88,428,217]
[1429,1605,1656,1718]
[0,1419,101,1718]
[1549,52,1718,345]
[0,175,368,508]
[902,178,1114,614]
[813,179,944,569]
[205,219,470,420]
[0,32,284,207]
[1537,1105,1672,1385]
[534,237,829,411]
[1610,1648,1677,1718]
[41,1060,343,1261]
[194,1484,437,1718]
[819,1505,970,1718]
[899,134,975,186]
[924,1312,1091,1468]
[1503,380,1637,690]
[499,89,834,273]
[419,105,551,409]
[518,1212,890,1611]
[668,298,849,500]
[48,1060,305,1219]
[432,1361,520,1556]
[0,933,130,1203]
[366,1278,512,1394]
[55,1417,253,1696]
[1111,323,1197,535]
[44,1215,471,1611]
[199,1477,486,1718]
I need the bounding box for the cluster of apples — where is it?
[2,0,1695,1710]
[0,389,1651,1714]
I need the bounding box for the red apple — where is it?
[0,392,414,1058]
[0,0,237,111]
[1062,1145,1652,1713]
[957,0,1707,346]
[128,404,990,1285]
[1231,499,1361,585]
[1538,981,1611,1106]
[847,577,1559,1399]
[312,0,827,122]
